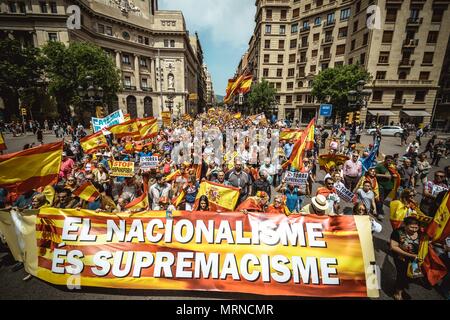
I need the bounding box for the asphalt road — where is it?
[0,130,448,300]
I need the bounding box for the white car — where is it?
[366,126,404,137]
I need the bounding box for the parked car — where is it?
[366,126,404,137]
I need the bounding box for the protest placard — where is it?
[110,161,135,177]
[285,171,309,187]
[335,182,355,202]
[140,156,159,170]
[91,110,125,132]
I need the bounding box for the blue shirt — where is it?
[284,143,294,158]
[138,151,153,158]
[285,188,300,212]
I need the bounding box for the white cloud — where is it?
[158,0,255,49]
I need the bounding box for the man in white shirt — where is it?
[149,174,172,210]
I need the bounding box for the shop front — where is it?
[366,110,396,127]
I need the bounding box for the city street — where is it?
[0,131,448,300]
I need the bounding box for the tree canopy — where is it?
[42,41,121,122]
[311,64,372,120]
[247,79,277,115]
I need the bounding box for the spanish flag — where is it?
[124,114,131,121]
[418,192,450,285]
[172,190,186,208]
[72,181,100,202]
[282,118,315,170]
[125,178,149,210]
[239,75,253,95]
[233,112,242,119]
[224,74,246,104]
[0,132,7,151]
[194,181,240,211]
[137,117,158,140]
[389,200,409,230]
[417,236,447,286]
[0,141,63,194]
[109,119,140,138]
[318,153,349,172]
[164,169,181,182]
[426,191,450,242]
[280,129,303,141]
[80,131,108,154]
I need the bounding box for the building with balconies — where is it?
[242,0,450,125]
[0,0,204,120]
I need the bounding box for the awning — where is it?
[368,110,396,116]
[401,110,431,117]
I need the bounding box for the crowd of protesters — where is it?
[1,109,450,300]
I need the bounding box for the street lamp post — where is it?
[77,75,104,126]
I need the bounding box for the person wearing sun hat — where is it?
[299,194,334,216]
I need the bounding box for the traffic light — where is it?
[21,108,27,116]
[346,112,354,124]
[354,111,361,123]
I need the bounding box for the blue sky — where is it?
[158,0,256,96]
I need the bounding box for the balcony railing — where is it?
[407,17,423,25]
[399,59,415,67]
[298,57,308,64]
[299,42,308,48]
[403,39,419,47]
[297,73,306,78]
[123,85,137,90]
[300,26,310,33]
[322,36,333,44]
[141,87,153,92]
[392,98,406,105]
[320,54,331,60]
[373,79,434,86]
[324,20,336,28]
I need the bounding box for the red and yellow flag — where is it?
[80,131,108,154]
[280,129,303,141]
[318,153,349,172]
[0,141,63,193]
[387,166,401,200]
[426,191,450,242]
[164,169,181,182]
[125,179,149,210]
[282,118,315,170]
[172,190,186,208]
[0,132,7,151]
[123,114,131,121]
[137,117,158,140]
[73,181,100,202]
[239,75,253,95]
[224,74,250,104]
[109,119,140,138]
[194,181,240,211]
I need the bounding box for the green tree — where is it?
[42,41,120,124]
[247,79,277,116]
[311,64,372,122]
[0,39,45,121]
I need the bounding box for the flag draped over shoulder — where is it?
[194,181,240,211]
[418,191,450,285]
[0,141,63,193]
[137,117,158,140]
[125,178,149,210]
[282,118,315,170]
[109,119,140,138]
[80,131,108,154]
[164,170,181,182]
[0,132,7,151]
[73,181,100,202]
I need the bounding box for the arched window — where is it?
[126,95,137,119]
[143,96,153,117]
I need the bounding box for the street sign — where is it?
[21,108,27,116]
[319,104,332,117]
